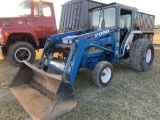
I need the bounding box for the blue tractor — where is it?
[10,2,154,120]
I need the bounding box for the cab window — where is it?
[120,9,132,30]
[43,4,52,17]
[104,7,116,27]
[34,3,52,17]
[92,7,116,30]
[92,9,102,30]
[18,1,31,16]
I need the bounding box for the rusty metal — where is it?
[10,61,77,120]
[28,80,55,100]
[10,84,52,120]
[45,78,77,120]
[136,12,155,33]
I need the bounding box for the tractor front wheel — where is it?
[92,61,113,87]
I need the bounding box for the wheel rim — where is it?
[14,47,31,63]
[101,67,111,83]
[146,49,151,63]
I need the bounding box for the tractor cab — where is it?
[89,3,138,43]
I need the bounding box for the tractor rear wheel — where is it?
[8,41,36,67]
[129,38,154,71]
[92,61,113,87]
[142,34,148,39]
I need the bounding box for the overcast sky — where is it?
[0,0,159,28]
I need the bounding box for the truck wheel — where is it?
[8,41,36,67]
[129,38,154,71]
[92,61,113,87]
[148,34,153,42]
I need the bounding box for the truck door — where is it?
[31,2,57,38]
[25,2,57,39]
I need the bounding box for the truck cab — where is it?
[0,0,57,66]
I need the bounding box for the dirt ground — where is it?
[0,36,160,120]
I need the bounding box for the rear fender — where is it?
[120,31,142,55]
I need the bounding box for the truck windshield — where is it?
[18,1,31,16]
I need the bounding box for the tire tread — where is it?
[129,38,154,71]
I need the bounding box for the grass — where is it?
[154,29,160,34]
[0,38,160,120]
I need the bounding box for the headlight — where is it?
[62,35,78,44]
[68,40,73,44]
[62,40,69,44]
[62,40,74,44]
[0,33,2,40]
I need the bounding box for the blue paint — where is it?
[37,26,127,85]
[64,43,76,76]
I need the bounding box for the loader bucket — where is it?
[10,61,77,120]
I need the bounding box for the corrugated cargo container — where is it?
[59,0,155,33]
[59,0,104,32]
[136,12,155,33]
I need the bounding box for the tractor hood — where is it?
[0,17,29,28]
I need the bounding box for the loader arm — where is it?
[43,26,120,85]
[38,28,89,68]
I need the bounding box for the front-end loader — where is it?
[10,2,155,120]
